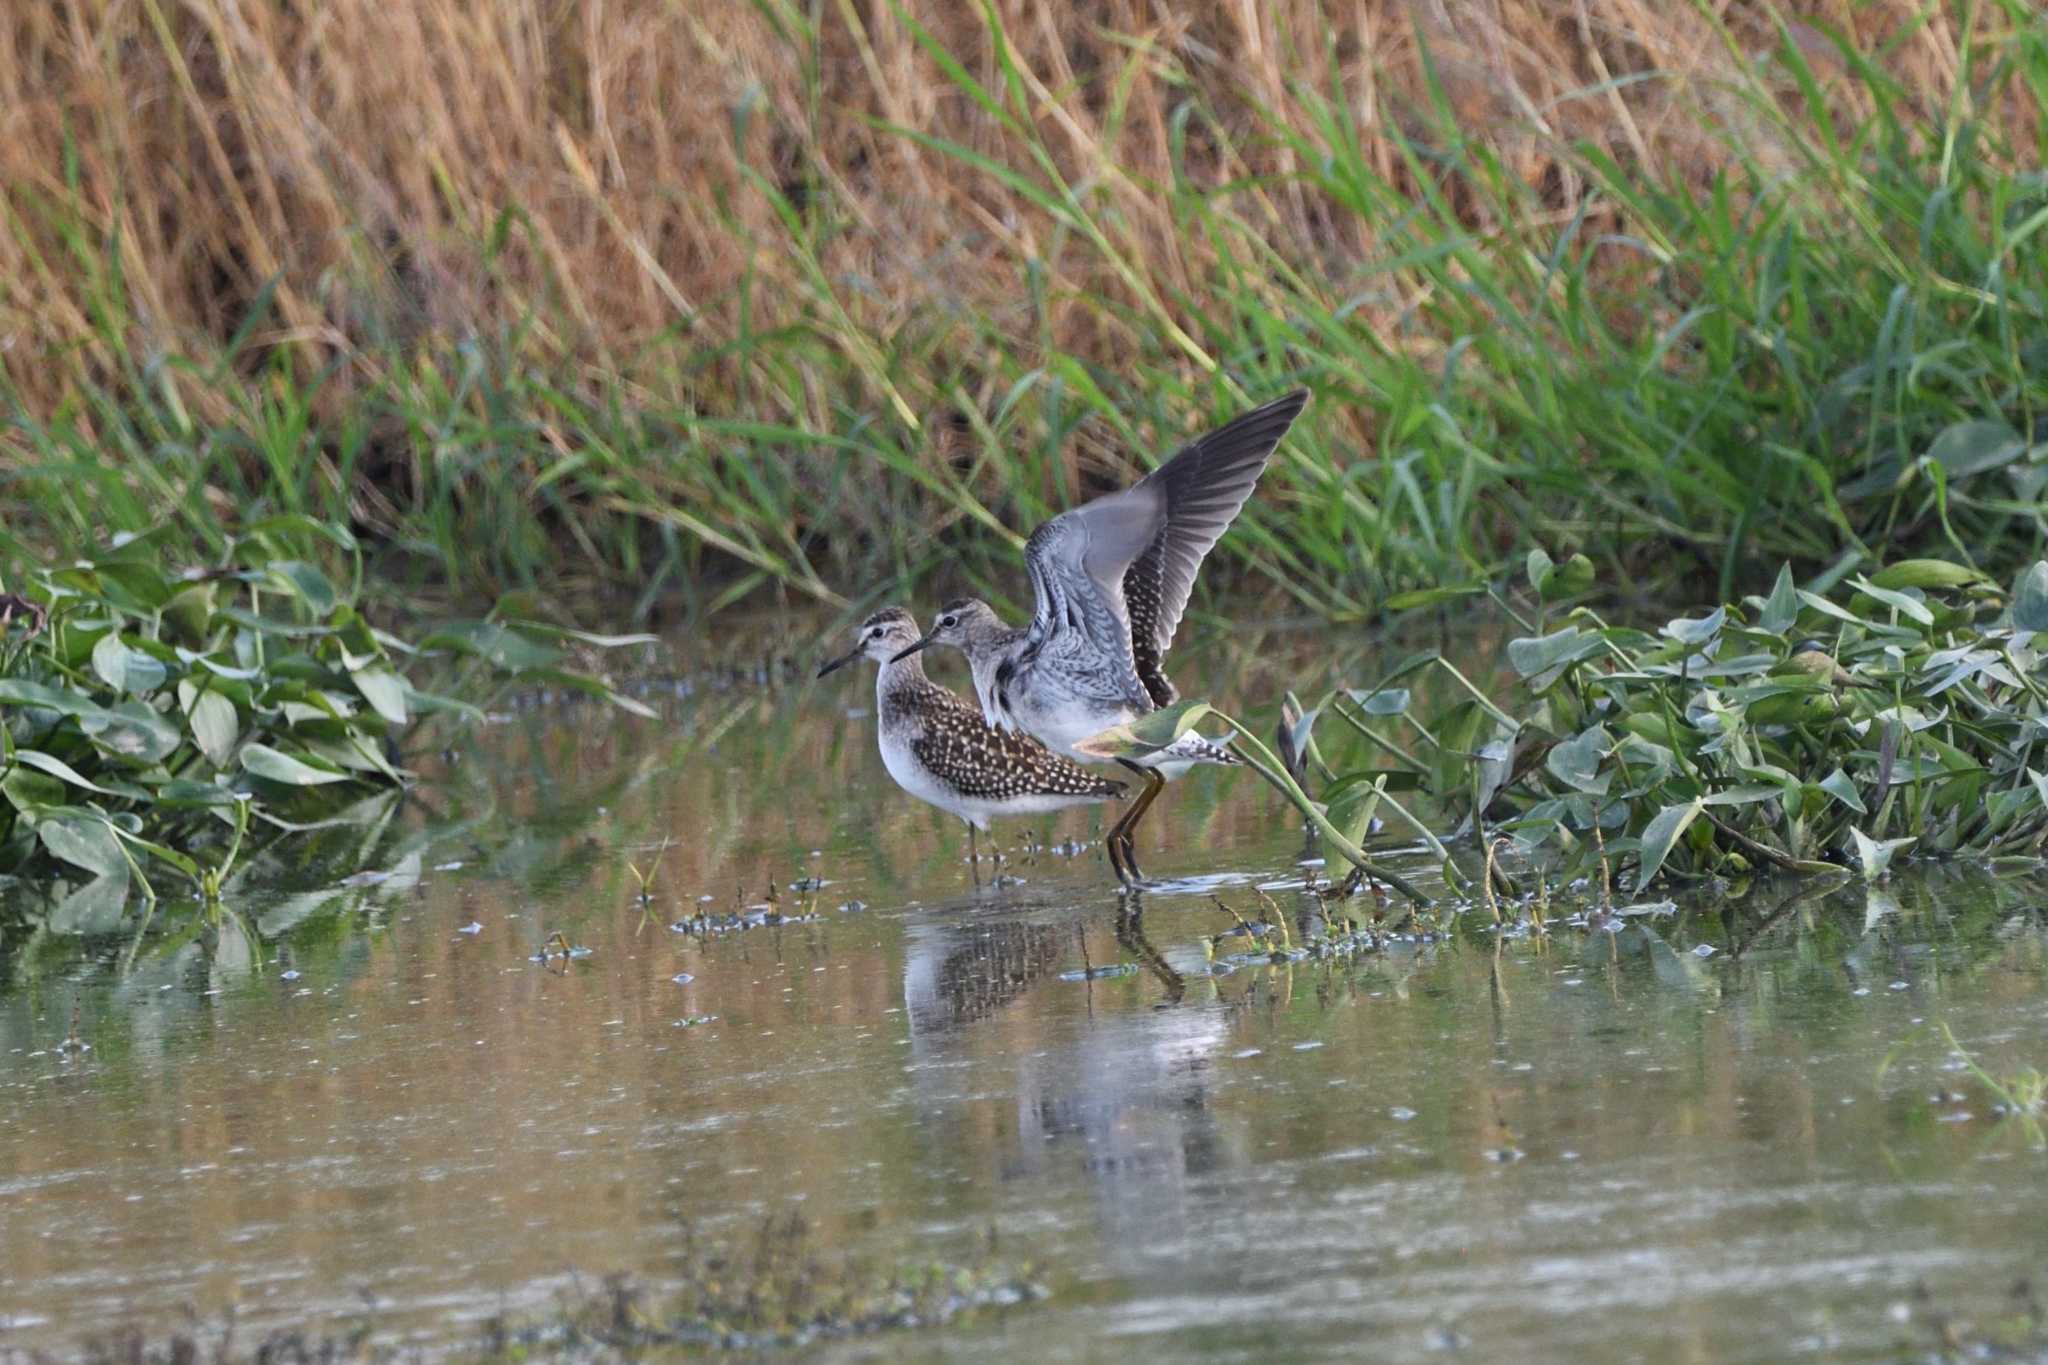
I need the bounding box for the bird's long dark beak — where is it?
[815,647,862,679]
[889,634,935,664]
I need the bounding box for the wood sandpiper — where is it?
[892,390,1309,882]
[816,606,1126,870]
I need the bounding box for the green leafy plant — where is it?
[0,522,651,918]
[1302,556,2048,897]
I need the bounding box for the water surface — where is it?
[3,616,2045,1360]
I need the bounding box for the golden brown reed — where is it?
[0,1,2034,425]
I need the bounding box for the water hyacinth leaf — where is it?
[36,813,129,878]
[1849,577,1934,626]
[181,686,240,768]
[1819,768,1866,813]
[1757,563,1799,634]
[1541,553,1595,603]
[1633,800,1704,889]
[350,665,409,726]
[240,743,354,786]
[1073,700,1214,760]
[1505,626,1602,691]
[1350,688,1410,716]
[1868,559,1986,591]
[1926,419,2026,479]
[82,702,183,762]
[1662,606,1726,646]
[1545,725,1612,795]
[91,632,168,694]
[1847,827,1915,880]
[2013,561,2048,632]
[264,560,338,616]
[1702,784,1784,806]
[11,749,121,797]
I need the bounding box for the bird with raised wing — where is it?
[894,390,1309,882]
[817,606,1126,870]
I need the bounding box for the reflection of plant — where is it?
[1,522,651,920]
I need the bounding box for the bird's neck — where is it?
[875,651,930,700]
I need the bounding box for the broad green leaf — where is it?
[1505,626,1602,691]
[1819,768,1866,813]
[1850,577,1934,626]
[92,632,168,694]
[240,743,354,786]
[1544,725,1612,795]
[1662,606,1726,646]
[1526,548,1554,595]
[1541,553,1595,602]
[1868,559,1985,592]
[1847,827,1915,880]
[1349,688,1410,716]
[2013,561,2048,633]
[1701,784,1784,806]
[1756,563,1799,635]
[1633,800,1704,889]
[81,702,183,763]
[350,665,409,726]
[10,749,120,797]
[265,560,338,616]
[36,813,128,878]
[185,688,240,768]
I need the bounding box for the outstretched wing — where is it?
[1122,389,1309,704]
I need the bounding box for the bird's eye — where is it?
[941,616,957,628]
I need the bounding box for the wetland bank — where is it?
[3,618,2046,1361]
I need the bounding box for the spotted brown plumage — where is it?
[885,679,1124,802]
[814,606,1124,857]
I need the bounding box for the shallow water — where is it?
[3,616,2045,1360]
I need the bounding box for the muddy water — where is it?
[2,616,2045,1360]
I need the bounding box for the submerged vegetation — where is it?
[0,521,649,924]
[1,3,2044,610]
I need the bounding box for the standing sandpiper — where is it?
[816,606,1126,869]
[893,390,1309,882]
